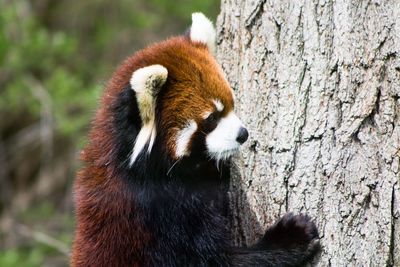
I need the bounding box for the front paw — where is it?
[261,213,320,261]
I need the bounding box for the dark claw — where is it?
[259,213,321,264]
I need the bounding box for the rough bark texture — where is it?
[216,1,400,266]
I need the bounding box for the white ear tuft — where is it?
[190,12,216,53]
[129,64,168,165]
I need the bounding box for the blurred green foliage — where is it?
[1,1,100,139]
[0,244,64,267]
[0,0,219,266]
[1,0,219,139]
[0,248,43,267]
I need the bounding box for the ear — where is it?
[190,12,216,53]
[130,64,168,123]
[129,64,168,165]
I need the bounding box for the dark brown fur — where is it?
[71,36,233,266]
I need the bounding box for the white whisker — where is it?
[167,158,182,176]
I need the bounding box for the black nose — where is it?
[236,127,249,144]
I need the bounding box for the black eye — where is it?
[202,112,220,133]
[206,113,218,124]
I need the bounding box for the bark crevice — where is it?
[218,0,400,265]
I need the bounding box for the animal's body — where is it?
[71,13,320,267]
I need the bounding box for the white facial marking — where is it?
[206,112,245,161]
[175,120,198,157]
[213,99,224,112]
[190,13,216,53]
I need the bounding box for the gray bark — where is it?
[216,0,400,266]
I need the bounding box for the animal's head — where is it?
[119,13,248,169]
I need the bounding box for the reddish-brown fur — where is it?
[71,36,233,266]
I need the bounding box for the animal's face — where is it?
[129,13,248,166]
[157,45,248,163]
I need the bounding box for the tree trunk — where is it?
[216,0,400,266]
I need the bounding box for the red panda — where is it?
[71,13,320,267]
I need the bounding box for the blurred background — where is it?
[0,0,219,266]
